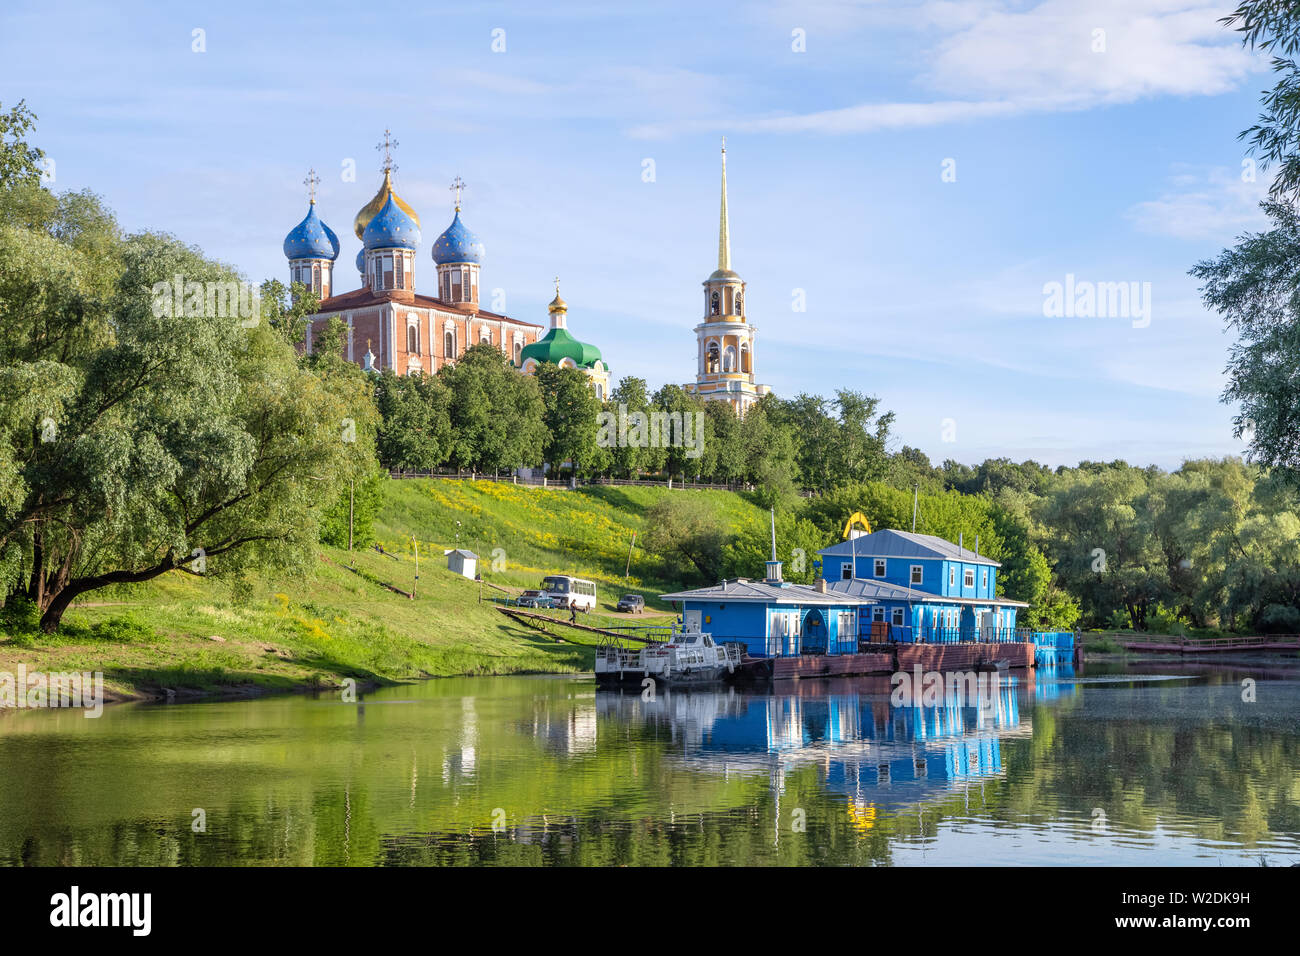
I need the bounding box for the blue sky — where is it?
[0,0,1274,469]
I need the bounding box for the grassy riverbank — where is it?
[0,479,765,701]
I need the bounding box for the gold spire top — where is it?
[450,176,466,212]
[304,167,320,204]
[548,276,567,312]
[353,167,421,240]
[718,136,731,273]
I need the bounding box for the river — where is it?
[1,656,1298,865]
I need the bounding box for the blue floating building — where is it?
[818,529,1028,644]
[660,558,876,659]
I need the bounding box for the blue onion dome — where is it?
[362,193,421,250]
[356,248,365,273]
[283,202,340,260]
[432,209,485,265]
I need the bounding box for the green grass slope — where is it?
[1,479,767,700]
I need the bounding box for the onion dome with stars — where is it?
[432,208,485,265]
[356,249,365,274]
[362,192,421,250]
[283,200,339,261]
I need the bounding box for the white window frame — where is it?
[872,607,885,622]
[891,607,904,627]
[949,567,956,588]
[840,562,852,580]
[981,568,989,590]
[964,568,975,588]
[910,565,923,586]
[874,558,886,578]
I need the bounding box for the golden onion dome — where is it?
[353,169,420,240]
[548,292,567,312]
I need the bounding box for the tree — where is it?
[1192,200,1300,474]
[0,221,361,630]
[640,495,727,584]
[1222,1,1300,201]
[0,100,44,187]
[720,510,828,585]
[607,376,652,477]
[373,368,452,471]
[438,343,546,473]
[534,362,601,477]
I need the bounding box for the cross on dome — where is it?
[303,168,320,204]
[450,176,467,211]
[376,129,399,173]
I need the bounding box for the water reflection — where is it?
[0,659,1297,866]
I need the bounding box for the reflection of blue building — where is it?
[819,529,1029,643]
[599,676,1031,813]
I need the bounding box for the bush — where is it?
[0,595,40,635]
[1257,603,1300,634]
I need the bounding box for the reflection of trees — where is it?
[0,679,1296,866]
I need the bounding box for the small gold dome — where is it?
[548,292,567,313]
[353,169,421,240]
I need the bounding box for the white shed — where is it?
[444,549,478,580]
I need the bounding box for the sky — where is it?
[0,0,1277,470]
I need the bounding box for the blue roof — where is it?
[362,193,421,250]
[660,580,875,606]
[283,202,339,261]
[431,209,484,264]
[819,529,1000,567]
[826,578,1027,607]
[355,248,365,272]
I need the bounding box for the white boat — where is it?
[595,629,741,686]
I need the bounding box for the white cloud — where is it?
[631,0,1262,138]
[1127,165,1270,240]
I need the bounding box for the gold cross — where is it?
[450,176,466,210]
[304,167,320,203]
[721,135,726,154]
[554,276,561,295]
[376,130,399,173]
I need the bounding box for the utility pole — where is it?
[411,535,419,600]
[911,483,919,533]
[625,530,637,580]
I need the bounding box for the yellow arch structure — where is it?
[842,512,872,540]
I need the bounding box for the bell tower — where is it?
[692,139,765,414]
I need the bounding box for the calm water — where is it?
[1,657,1298,866]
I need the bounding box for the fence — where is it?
[385,469,815,495]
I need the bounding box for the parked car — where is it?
[516,589,553,609]
[616,594,646,614]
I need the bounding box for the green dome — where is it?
[519,328,603,369]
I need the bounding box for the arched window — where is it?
[710,291,720,315]
[480,328,491,345]
[740,343,750,373]
[706,343,720,374]
[407,325,417,354]
[444,330,456,359]
[735,292,743,315]
[595,383,604,401]
[723,345,737,372]
[513,341,522,365]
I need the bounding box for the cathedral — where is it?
[688,140,769,414]
[285,133,605,391]
[285,134,765,413]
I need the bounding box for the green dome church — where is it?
[519,282,611,401]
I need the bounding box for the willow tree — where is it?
[0,184,363,630]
